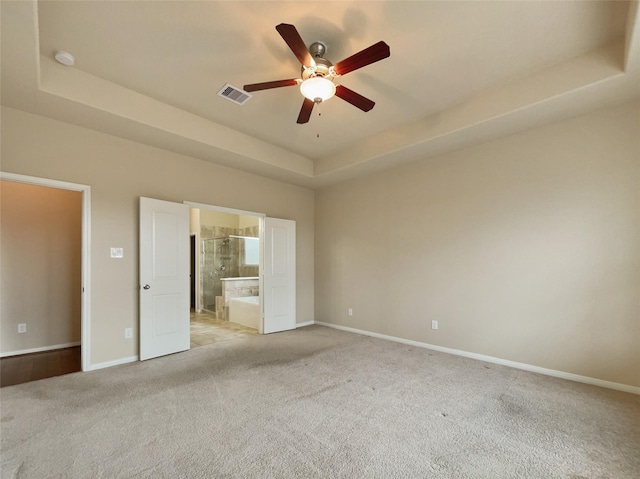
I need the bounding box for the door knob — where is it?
[143,284,151,290]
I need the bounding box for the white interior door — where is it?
[139,197,190,360]
[263,217,296,334]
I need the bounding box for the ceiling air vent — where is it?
[217,83,252,105]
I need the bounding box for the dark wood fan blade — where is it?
[335,85,375,112]
[243,79,298,92]
[297,98,315,124]
[276,23,314,67]
[333,41,390,76]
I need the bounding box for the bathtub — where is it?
[228,296,260,330]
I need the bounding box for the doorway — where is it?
[140,197,296,361]
[0,173,91,381]
[190,235,196,309]
[189,207,261,348]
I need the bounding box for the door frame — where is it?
[190,234,196,309]
[184,201,265,333]
[0,172,91,371]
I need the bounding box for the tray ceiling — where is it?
[2,1,639,188]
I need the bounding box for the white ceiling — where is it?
[2,1,640,188]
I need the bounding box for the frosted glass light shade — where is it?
[300,77,336,102]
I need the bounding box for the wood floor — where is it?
[0,346,81,387]
[1,314,253,387]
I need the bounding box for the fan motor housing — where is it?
[301,42,336,80]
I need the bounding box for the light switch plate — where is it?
[110,247,124,258]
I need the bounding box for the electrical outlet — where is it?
[18,323,27,333]
[110,247,124,259]
[124,328,133,339]
[431,320,438,330]
[348,308,353,316]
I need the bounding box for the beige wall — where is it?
[315,100,640,387]
[1,106,314,366]
[1,181,82,354]
[200,209,239,229]
[239,215,259,231]
[189,208,200,236]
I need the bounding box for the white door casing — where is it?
[139,197,190,360]
[263,217,296,334]
[0,172,92,371]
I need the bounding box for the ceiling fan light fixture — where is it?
[300,77,336,103]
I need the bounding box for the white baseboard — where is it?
[0,342,81,358]
[315,321,640,396]
[296,321,315,328]
[87,355,138,371]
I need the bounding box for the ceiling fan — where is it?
[243,23,390,124]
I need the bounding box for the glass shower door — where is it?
[202,239,217,312]
[202,237,232,313]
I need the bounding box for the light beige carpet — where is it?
[1,325,639,478]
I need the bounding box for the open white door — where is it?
[139,197,190,360]
[263,217,296,334]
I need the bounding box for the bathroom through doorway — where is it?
[140,197,296,360]
[189,206,261,348]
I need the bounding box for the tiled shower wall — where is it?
[200,225,259,312]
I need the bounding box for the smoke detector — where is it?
[54,51,75,66]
